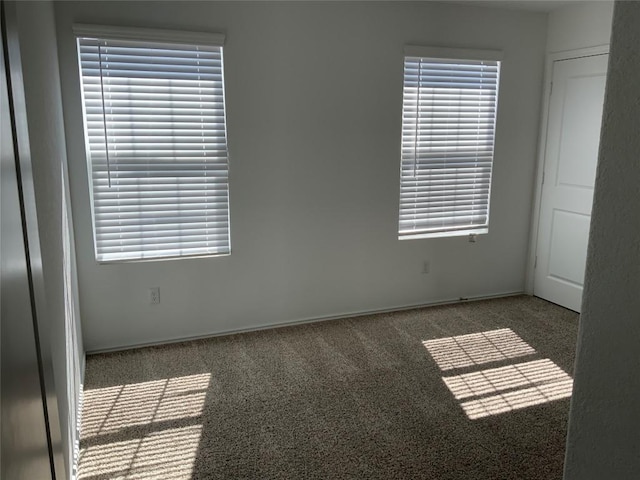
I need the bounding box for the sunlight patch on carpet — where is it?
[459,378,573,419]
[78,373,210,479]
[423,328,536,371]
[424,329,573,420]
[81,373,210,436]
[80,425,203,479]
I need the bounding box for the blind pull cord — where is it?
[97,43,112,188]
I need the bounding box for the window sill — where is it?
[96,251,231,265]
[399,228,488,241]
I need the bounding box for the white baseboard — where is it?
[87,290,525,355]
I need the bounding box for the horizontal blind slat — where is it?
[78,34,230,261]
[399,54,500,236]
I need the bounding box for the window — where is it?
[399,46,502,239]
[75,25,230,262]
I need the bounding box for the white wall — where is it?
[16,1,84,476]
[564,2,640,478]
[547,1,613,52]
[55,1,547,352]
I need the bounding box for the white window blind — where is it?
[399,47,501,238]
[76,27,230,262]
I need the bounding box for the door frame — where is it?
[2,1,66,477]
[525,45,610,296]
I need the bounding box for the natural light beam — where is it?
[459,378,573,420]
[424,329,574,420]
[79,425,202,479]
[78,373,211,479]
[81,373,211,437]
[423,328,536,371]
[442,359,572,400]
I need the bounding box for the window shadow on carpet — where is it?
[423,328,573,420]
[78,374,210,479]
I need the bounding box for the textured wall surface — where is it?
[564,2,640,478]
[54,1,547,351]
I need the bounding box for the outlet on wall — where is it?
[149,287,160,305]
[422,260,430,274]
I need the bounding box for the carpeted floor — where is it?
[78,295,579,480]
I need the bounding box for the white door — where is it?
[534,54,608,312]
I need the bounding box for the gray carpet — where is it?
[78,295,579,480]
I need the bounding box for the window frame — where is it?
[398,45,503,240]
[73,24,231,263]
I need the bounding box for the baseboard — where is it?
[87,290,526,355]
